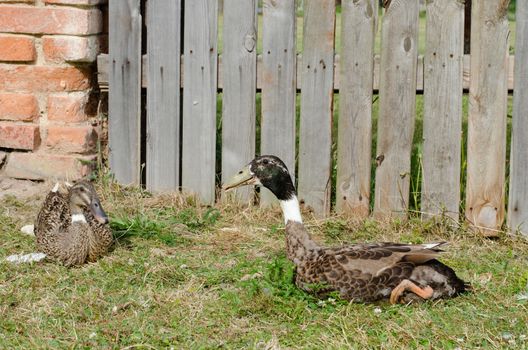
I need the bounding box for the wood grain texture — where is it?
[145,0,181,191]
[221,0,257,203]
[297,0,336,217]
[373,0,419,218]
[260,0,296,206]
[182,0,218,204]
[421,0,464,220]
[108,0,142,185]
[466,0,509,236]
[336,0,377,217]
[508,0,528,236]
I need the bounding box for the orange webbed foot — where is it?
[390,279,434,304]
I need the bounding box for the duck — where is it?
[223,155,470,303]
[35,181,113,267]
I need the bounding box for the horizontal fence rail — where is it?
[98,53,516,92]
[104,0,526,236]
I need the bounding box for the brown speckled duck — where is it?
[35,181,113,267]
[224,155,469,303]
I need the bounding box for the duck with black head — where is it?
[224,155,470,304]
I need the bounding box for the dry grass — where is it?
[1,179,527,349]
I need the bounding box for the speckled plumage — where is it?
[35,182,113,267]
[285,221,467,302]
[224,155,470,303]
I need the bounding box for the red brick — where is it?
[0,6,101,35]
[45,0,105,5]
[46,125,97,153]
[2,152,95,180]
[43,35,100,63]
[0,93,39,121]
[0,122,40,150]
[0,65,91,92]
[0,35,36,62]
[47,92,93,122]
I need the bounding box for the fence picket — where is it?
[297,0,335,217]
[336,0,377,218]
[508,0,528,236]
[261,0,297,206]
[373,0,419,218]
[421,0,464,220]
[182,0,218,204]
[466,1,509,236]
[221,0,258,203]
[146,0,181,191]
[108,0,142,185]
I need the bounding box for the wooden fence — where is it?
[99,0,527,236]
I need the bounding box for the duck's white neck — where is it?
[279,196,302,224]
[71,213,87,223]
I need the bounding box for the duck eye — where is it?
[238,170,243,174]
[263,159,269,165]
[94,203,99,207]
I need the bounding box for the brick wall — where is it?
[0,0,106,180]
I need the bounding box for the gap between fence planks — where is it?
[466,1,509,237]
[297,0,335,217]
[220,0,258,203]
[336,0,377,218]
[97,53,516,92]
[508,0,528,236]
[108,0,142,185]
[181,0,218,204]
[145,0,181,192]
[260,0,297,207]
[421,0,464,221]
[373,0,419,218]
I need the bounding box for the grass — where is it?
[1,181,527,348]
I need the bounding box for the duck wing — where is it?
[35,187,70,240]
[326,242,446,277]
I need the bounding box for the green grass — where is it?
[1,183,527,348]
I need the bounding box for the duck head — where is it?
[68,181,109,224]
[223,155,296,201]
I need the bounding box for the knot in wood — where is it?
[375,154,384,167]
[403,37,412,52]
[243,34,256,52]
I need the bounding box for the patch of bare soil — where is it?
[0,176,49,205]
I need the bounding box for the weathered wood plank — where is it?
[221,0,258,203]
[421,0,464,220]
[97,53,515,92]
[297,0,335,217]
[260,0,296,205]
[145,0,181,191]
[508,0,528,236]
[336,0,377,217]
[373,0,419,218]
[182,0,218,204]
[108,0,142,185]
[466,1,509,236]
